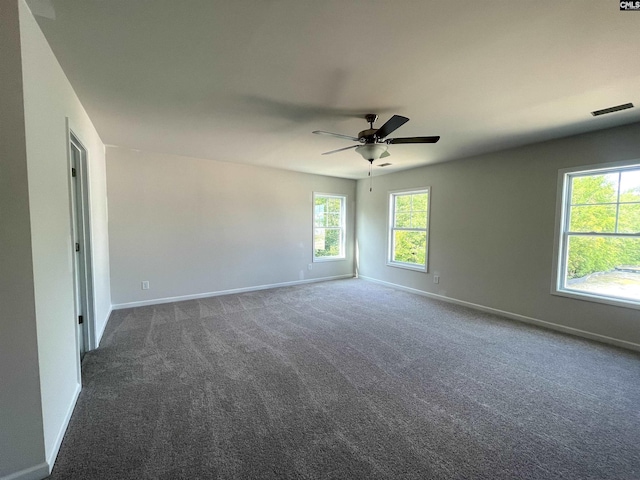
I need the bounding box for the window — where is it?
[313,193,346,261]
[554,162,640,308]
[388,188,430,271]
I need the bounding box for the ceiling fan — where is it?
[312,113,440,163]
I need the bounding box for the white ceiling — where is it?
[28,0,640,179]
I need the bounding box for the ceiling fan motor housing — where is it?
[358,128,379,143]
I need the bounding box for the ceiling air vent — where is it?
[591,103,634,117]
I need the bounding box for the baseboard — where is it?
[358,275,640,352]
[112,274,355,310]
[45,382,82,476]
[0,462,49,480]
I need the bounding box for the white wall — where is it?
[107,147,356,306]
[0,2,111,478]
[356,121,640,349]
[0,1,46,477]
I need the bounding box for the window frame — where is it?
[552,159,640,310]
[387,187,431,272]
[312,192,347,262]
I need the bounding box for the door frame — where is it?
[67,124,96,362]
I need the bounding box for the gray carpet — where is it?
[49,279,640,479]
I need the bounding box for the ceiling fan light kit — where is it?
[355,143,389,161]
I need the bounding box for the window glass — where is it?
[568,205,616,233]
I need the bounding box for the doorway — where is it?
[69,131,94,361]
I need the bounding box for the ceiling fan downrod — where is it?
[365,113,378,131]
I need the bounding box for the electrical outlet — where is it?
[433,275,440,284]
[308,263,313,270]
[141,281,150,290]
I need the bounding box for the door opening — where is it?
[69,132,94,362]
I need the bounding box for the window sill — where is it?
[313,257,346,263]
[552,288,640,311]
[387,261,427,273]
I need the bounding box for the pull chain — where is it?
[369,160,373,192]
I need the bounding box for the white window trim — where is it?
[551,159,640,310]
[387,187,431,272]
[313,192,347,262]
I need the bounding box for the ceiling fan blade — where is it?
[321,145,359,155]
[380,150,391,159]
[375,115,409,139]
[313,130,360,142]
[387,136,440,144]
